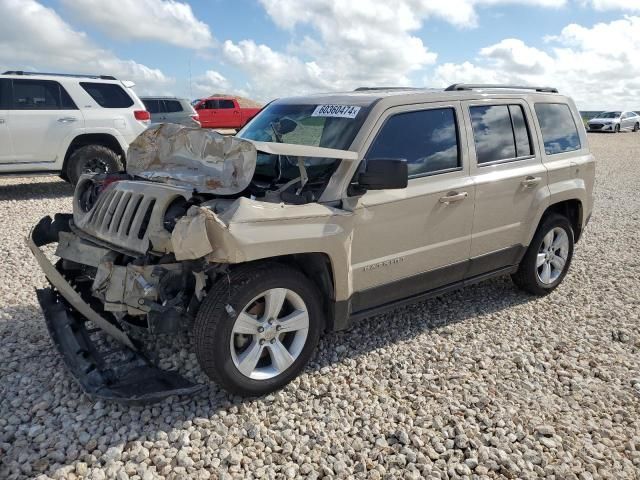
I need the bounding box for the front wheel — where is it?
[511,214,574,295]
[614,124,621,133]
[634,123,639,132]
[194,264,322,396]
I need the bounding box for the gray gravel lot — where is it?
[1,133,639,479]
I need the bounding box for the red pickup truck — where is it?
[192,97,261,129]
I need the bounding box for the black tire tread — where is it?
[511,213,574,296]
[67,144,123,184]
[193,262,321,396]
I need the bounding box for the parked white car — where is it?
[0,71,150,183]
[587,111,640,133]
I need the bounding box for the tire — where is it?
[634,123,639,132]
[194,263,323,396]
[614,124,620,133]
[66,145,123,185]
[511,214,574,296]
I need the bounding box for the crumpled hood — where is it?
[127,123,257,195]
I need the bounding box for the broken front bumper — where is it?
[27,215,203,404]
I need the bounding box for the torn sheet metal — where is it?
[171,206,227,261]
[127,123,257,195]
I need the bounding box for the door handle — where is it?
[57,117,78,123]
[521,176,541,187]
[439,191,468,204]
[0,119,4,124]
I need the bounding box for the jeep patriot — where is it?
[28,84,595,401]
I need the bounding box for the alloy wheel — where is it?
[536,227,569,285]
[230,288,309,380]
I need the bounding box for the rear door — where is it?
[8,79,82,163]
[216,99,238,127]
[350,102,475,310]
[0,79,12,162]
[623,112,635,130]
[464,100,549,275]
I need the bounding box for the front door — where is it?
[350,102,475,311]
[463,100,549,276]
[0,79,12,163]
[196,100,215,127]
[8,79,82,163]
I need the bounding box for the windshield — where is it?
[237,102,370,184]
[597,111,621,119]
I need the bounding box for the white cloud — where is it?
[0,0,172,94]
[61,0,213,49]
[221,0,568,100]
[430,16,640,109]
[191,69,250,97]
[580,0,640,11]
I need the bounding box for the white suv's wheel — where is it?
[67,145,123,184]
[194,264,322,396]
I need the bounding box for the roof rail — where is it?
[354,86,422,91]
[445,83,558,93]
[2,71,117,81]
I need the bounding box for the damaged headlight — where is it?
[76,173,133,213]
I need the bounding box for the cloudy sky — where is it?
[1,0,639,109]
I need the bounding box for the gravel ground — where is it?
[1,133,639,480]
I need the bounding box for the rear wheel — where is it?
[511,214,574,295]
[66,145,123,185]
[194,264,322,396]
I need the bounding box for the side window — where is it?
[471,105,511,164]
[12,79,77,110]
[142,99,162,114]
[509,105,532,157]
[80,82,134,108]
[0,79,10,109]
[367,108,460,178]
[163,100,183,113]
[204,100,217,109]
[219,99,235,109]
[534,103,581,155]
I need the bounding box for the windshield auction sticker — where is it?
[311,104,361,119]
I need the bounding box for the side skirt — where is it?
[348,265,517,323]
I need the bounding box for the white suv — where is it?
[0,71,150,183]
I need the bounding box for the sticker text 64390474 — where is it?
[311,104,361,119]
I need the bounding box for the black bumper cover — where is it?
[31,215,204,404]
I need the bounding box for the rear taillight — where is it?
[134,110,150,121]
[191,114,200,123]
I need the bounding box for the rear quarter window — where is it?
[534,103,581,155]
[80,82,134,108]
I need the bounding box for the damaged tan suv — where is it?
[29,84,594,402]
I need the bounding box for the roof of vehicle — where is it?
[140,96,190,101]
[275,85,566,108]
[0,70,122,82]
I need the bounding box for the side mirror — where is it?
[358,158,408,190]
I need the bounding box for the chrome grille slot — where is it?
[73,180,191,254]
